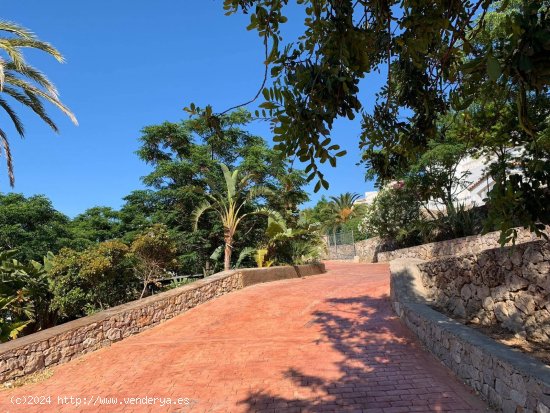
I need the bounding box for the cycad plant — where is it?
[192,163,280,271]
[0,20,77,186]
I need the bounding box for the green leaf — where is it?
[259,102,277,110]
[487,55,501,81]
[314,180,321,192]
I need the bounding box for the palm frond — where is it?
[220,163,238,200]
[0,39,26,72]
[191,200,212,231]
[0,20,75,186]
[0,21,35,39]
[0,57,5,89]
[4,75,78,125]
[235,247,256,268]
[22,89,59,131]
[246,185,273,202]
[0,98,24,136]
[236,207,283,228]
[5,61,59,95]
[6,38,64,63]
[239,172,254,189]
[1,86,58,131]
[329,192,361,209]
[0,128,15,186]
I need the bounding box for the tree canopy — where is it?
[0,194,73,262]
[134,109,309,272]
[187,0,549,241]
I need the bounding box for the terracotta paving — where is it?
[0,262,490,413]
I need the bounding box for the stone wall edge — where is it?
[390,259,550,412]
[0,263,325,383]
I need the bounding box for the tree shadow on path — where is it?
[237,293,487,413]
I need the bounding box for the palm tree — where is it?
[329,192,363,230]
[0,20,77,186]
[192,163,280,271]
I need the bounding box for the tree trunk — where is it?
[445,185,456,217]
[224,236,233,271]
[140,281,148,299]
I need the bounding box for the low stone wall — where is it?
[378,227,547,262]
[324,236,391,262]
[326,244,355,260]
[0,263,325,383]
[354,237,386,262]
[390,259,550,413]
[419,241,550,345]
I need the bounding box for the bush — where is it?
[130,224,178,298]
[417,204,487,243]
[358,183,423,248]
[49,241,138,320]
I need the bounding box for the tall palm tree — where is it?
[329,192,363,230]
[192,163,280,271]
[0,20,77,186]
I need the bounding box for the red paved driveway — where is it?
[1,262,489,412]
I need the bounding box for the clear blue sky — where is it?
[2,1,378,217]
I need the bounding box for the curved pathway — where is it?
[1,262,489,412]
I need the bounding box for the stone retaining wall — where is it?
[325,236,391,262]
[354,237,385,262]
[326,244,355,260]
[419,241,550,345]
[390,259,550,413]
[378,227,547,262]
[0,263,325,383]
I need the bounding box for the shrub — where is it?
[130,224,178,298]
[358,183,423,247]
[49,241,138,320]
[417,204,487,243]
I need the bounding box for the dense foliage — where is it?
[48,241,138,320]
[0,194,73,262]
[357,184,421,246]
[187,0,549,243]
[131,110,310,273]
[0,110,319,341]
[0,250,53,340]
[301,193,367,240]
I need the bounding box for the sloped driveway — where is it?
[0,262,489,412]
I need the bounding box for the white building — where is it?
[355,154,504,212]
[425,154,495,212]
[354,191,378,206]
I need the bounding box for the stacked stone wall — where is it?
[0,263,325,383]
[378,227,547,262]
[390,259,550,413]
[419,241,550,346]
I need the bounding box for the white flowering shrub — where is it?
[357,183,422,245]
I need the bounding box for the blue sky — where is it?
[2,1,378,217]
